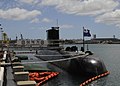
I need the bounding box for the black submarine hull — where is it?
[35,49,107,76]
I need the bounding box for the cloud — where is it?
[0,7,41,20]
[30,18,52,23]
[40,0,119,16]
[60,24,74,29]
[95,10,120,27]
[0,0,21,9]
[41,18,52,23]
[0,0,120,28]
[18,0,40,5]
[30,18,40,23]
[40,0,120,28]
[40,0,60,6]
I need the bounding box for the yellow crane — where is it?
[2,32,9,46]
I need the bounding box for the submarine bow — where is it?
[78,56,107,76]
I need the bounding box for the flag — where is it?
[83,28,91,37]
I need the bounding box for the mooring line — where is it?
[0,54,88,66]
[23,54,88,64]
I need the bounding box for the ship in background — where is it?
[35,26,108,77]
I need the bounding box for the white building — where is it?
[16,39,48,47]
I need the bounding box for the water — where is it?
[87,44,120,86]
[13,44,120,86]
[66,44,120,86]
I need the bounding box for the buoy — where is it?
[82,82,86,85]
[100,74,104,77]
[94,76,98,79]
[85,80,89,84]
[98,75,101,78]
[107,71,110,74]
[104,72,108,75]
[79,71,110,86]
[88,79,92,82]
[80,84,83,86]
[91,77,95,80]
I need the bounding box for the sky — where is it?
[0,0,120,40]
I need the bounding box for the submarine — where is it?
[35,27,108,77]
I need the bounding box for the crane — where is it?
[2,32,9,47]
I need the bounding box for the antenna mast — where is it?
[56,19,59,27]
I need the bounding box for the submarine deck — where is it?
[4,51,89,86]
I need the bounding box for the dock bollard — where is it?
[14,72,29,81]
[17,81,36,86]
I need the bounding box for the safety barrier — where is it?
[80,71,110,86]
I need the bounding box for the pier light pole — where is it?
[82,27,85,52]
[0,25,4,51]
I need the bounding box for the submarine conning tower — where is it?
[46,27,60,48]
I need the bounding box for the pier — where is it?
[0,50,60,86]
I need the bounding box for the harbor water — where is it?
[87,44,120,86]
[64,44,120,86]
[10,44,120,86]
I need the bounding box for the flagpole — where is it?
[83,27,85,52]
